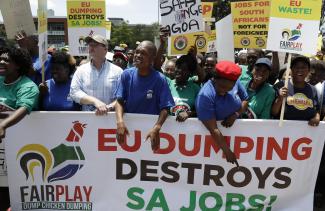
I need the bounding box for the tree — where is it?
[110,21,134,49]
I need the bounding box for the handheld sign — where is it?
[0,0,36,39]
[231,0,270,49]
[160,0,204,35]
[67,0,106,56]
[267,0,322,55]
[38,0,48,83]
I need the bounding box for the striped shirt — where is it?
[70,60,123,111]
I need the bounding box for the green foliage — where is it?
[110,21,159,49]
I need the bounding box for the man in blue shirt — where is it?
[115,40,175,151]
[196,61,249,166]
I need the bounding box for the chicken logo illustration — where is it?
[16,121,87,183]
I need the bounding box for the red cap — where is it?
[215,61,241,81]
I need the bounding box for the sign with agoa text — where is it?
[5,112,324,210]
[160,0,204,36]
[266,0,322,54]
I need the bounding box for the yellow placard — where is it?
[169,30,216,56]
[202,2,214,19]
[67,0,106,28]
[38,0,47,33]
[105,21,112,31]
[231,0,270,49]
[270,0,322,21]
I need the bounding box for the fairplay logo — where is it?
[16,121,93,210]
[280,23,303,51]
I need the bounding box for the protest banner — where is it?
[0,0,36,39]
[266,0,322,55]
[5,112,324,210]
[168,30,216,56]
[0,141,7,187]
[216,15,235,62]
[160,0,204,35]
[67,0,106,56]
[38,0,48,83]
[231,0,270,49]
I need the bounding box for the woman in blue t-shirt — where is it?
[39,52,80,111]
[196,61,249,166]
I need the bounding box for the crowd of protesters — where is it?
[1,28,325,210]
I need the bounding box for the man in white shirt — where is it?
[70,34,123,115]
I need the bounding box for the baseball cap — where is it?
[255,58,272,71]
[85,34,108,47]
[215,61,242,81]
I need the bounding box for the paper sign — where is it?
[231,0,270,49]
[267,0,322,55]
[0,0,36,39]
[160,0,204,35]
[38,0,48,66]
[67,0,106,56]
[168,30,216,56]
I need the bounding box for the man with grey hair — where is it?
[114,40,175,151]
[70,34,123,115]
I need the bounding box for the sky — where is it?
[0,0,160,24]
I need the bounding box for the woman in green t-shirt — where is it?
[239,58,275,119]
[0,47,39,140]
[168,54,201,122]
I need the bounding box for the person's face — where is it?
[164,61,176,79]
[291,61,309,83]
[0,53,19,76]
[306,67,325,85]
[51,63,70,83]
[203,57,216,73]
[214,78,236,96]
[127,50,134,62]
[113,57,127,69]
[134,44,153,69]
[175,63,190,84]
[88,41,107,60]
[247,50,259,68]
[252,64,270,86]
[238,54,247,65]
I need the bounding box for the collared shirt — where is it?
[70,60,123,111]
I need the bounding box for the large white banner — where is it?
[5,112,324,210]
[160,0,204,36]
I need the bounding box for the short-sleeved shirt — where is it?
[0,76,39,113]
[196,79,249,121]
[115,67,175,115]
[167,79,200,115]
[70,60,123,111]
[42,78,80,111]
[273,80,318,120]
[240,71,275,119]
[30,54,52,85]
